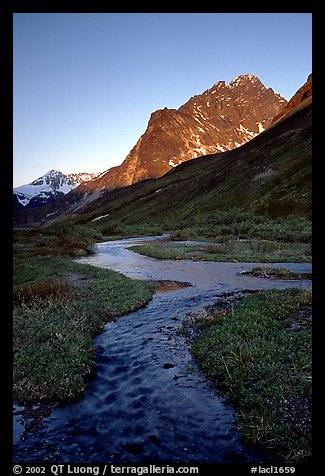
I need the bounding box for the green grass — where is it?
[90,213,311,245]
[13,254,156,404]
[130,239,311,263]
[12,206,312,407]
[188,288,312,462]
[13,224,103,258]
[241,266,312,280]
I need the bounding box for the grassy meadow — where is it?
[13,228,156,404]
[183,288,312,462]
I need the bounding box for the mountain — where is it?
[13,170,101,208]
[61,73,311,228]
[13,74,311,229]
[24,75,308,230]
[77,74,286,192]
[76,91,311,228]
[271,74,312,125]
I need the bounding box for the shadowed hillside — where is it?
[13,76,311,235]
[63,100,311,233]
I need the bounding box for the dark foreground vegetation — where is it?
[13,212,312,407]
[13,228,156,404]
[183,288,312,462]
[13,218,312,463]
[130,236,311,263]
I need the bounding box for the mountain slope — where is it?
[13,75,310,229]
[77,74,286,192]
[272,74,312,125]
[72,98,311,229]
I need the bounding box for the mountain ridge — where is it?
[68,73,312,228]
[76,74,286,193]
[272,74,312,124]
[13,170,101,208]
[78,98,311,229]
[13,74,311,228]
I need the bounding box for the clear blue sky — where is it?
[13,13,312,187]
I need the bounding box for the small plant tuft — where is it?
[13,280,71,306]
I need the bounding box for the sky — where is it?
[13,13,312,187]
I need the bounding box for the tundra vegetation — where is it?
[182,288,312,462]
[13,227,156,404]
[13,209,312,405]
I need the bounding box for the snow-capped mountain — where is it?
[13,170,101,208]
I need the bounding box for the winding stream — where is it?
[13,236,312,464]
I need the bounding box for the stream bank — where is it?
[13,236,312,464]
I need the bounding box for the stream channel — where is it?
[13,235,312,464]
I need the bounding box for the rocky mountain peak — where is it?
[229,74,262,86]
[30,170,75,190]
[78,74,286,194]
[149,107,179,122]
[13,170,101,208]
[208,80,226,92]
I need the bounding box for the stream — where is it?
[13,236,312,464]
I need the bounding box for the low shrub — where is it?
[170,231,190,241]
[55,225,96,256]
[251,240,279,253]
[205,242,235,254]
[13,280,71,306]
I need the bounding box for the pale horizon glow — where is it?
[13,13,312,187]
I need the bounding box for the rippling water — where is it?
[13,237,312,463]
